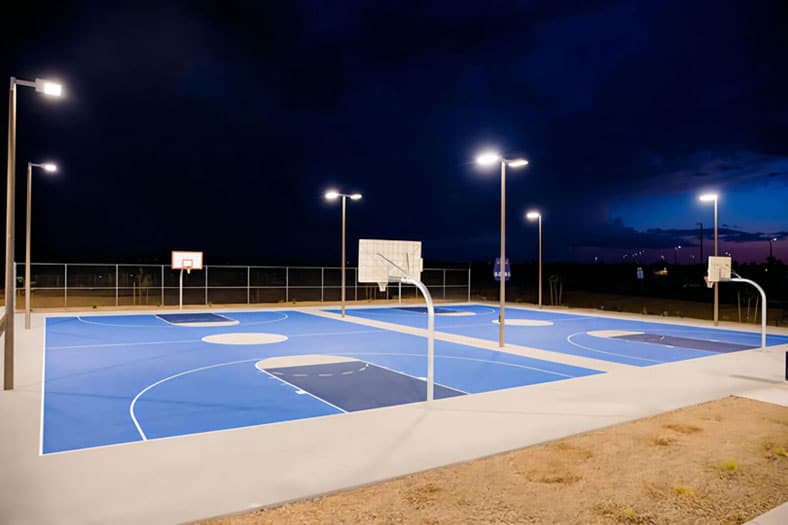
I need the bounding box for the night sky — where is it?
[2,1,786,265]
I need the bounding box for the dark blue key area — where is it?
[613,333,755,353]
[264,360,465,411]
[157,313,232,324]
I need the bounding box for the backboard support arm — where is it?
[728,276,767,350]
[401,276,435,401]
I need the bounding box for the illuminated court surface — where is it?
[2,304,787,524]
[42,309,599,454]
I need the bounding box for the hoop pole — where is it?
[179,268,183,311]
[341,195,346,317]
[499,160,506,347]
[729,278,767,349]
[402,277,434,401]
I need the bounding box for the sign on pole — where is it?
[494,257,511,281]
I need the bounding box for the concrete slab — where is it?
[746,502,788,525]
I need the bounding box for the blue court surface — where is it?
[332,304,788,367]
[42,310,600,454]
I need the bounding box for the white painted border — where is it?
[566,332,661,364]
[39,317,48,456]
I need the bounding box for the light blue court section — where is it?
[331,304,788,367]
[43,310,600,454]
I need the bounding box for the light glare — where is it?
[475,152,500,166]
[42,163,57,172]
[35,78,63,97]
[526,211,540,220]
[324,190,340,200]
[508,158,529,168]
[699,193,718,202]
[350,193,362,200]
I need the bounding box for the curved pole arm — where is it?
[402,277,435,401]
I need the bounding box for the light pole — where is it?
[25,162,57,329]
[673,245,681,265]
[699,193,719,325]
[476,151,528,347]
[526,211,542,308]
[325,190,362,317]
[5,77,63,390]
[769,237,777,259]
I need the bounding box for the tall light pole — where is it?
[526,211,542,308]
[699,193,719,325]
[25,162,57,329]
[325,190,362,317]
[476,151,529,347]
[5,77,63,390]
[673,245,681,265]
[769,237,777,259]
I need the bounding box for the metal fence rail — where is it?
[6,263,471,309]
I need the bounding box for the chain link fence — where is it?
[6,263,471,309]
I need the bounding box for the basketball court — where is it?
[42,308,601,454]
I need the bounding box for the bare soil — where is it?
[200,396,788,525]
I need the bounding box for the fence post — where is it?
[115,264,119,307]
[285,267,289,303]
[467,265,472,303]
[205,266,209,305]
[354,267,358,302]
[64,264,68,308]
[321,267,324,303]
[247,266,251,304]
[161,265,165,306]
[443,269,447,299]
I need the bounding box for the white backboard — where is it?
[358,239,422,291]
[172,251,204,270]
[707,256,731,283]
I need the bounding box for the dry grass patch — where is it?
[651,436,676,447]
[663,423,703,434]
[201,397,788,525]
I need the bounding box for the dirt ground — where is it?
[200,396,788,525]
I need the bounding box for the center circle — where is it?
[201,333,288,345]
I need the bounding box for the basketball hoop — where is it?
[171,251,204,310]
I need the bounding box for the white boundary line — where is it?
[254,368,348,414]
[75,312,289,329]
[357,360,469,395]
[77,315,171,329]
[49,339,199,351]
[239,313,289,326]
[129,358,348,440]
[339,352,576,379]
[39,317,48,456]
[566,333,661,364]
